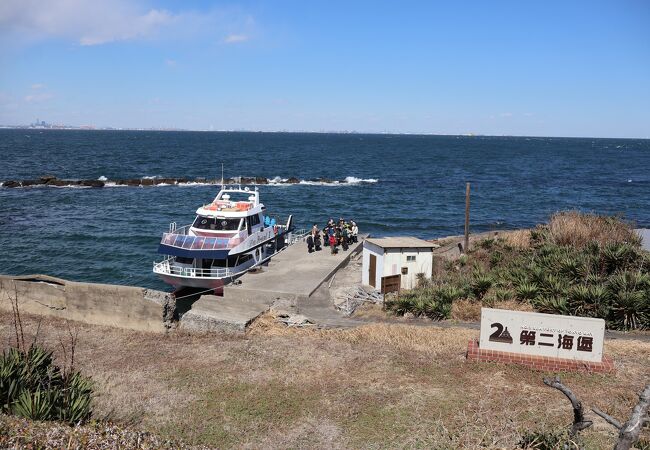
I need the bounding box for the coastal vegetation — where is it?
[1,292,93,426]
[1,310,648,448]
[385,212,650,331]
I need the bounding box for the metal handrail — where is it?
[288,229,309,244]
[153,258,235,278]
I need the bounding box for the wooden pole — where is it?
[464,183,470,253]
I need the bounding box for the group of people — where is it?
[306,218,359,254]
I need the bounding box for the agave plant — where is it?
[516,282,539,301]
[12,388,55,421]
[532,296,570,316]
[470,273,494,300]
[0,345,93,424]
[601,243,638,274]
[557,256,584,281]
[567,285,609,318]
[608,289,648,330]
[386,296,415,316]
[606,271,650,330]
[424,299,452,321]
[541,275,570,298]
[436,285,466,304]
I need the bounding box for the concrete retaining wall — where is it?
[0,274,175,333]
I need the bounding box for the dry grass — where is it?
[1,310,649,449]
[451,298,483,321]
[451,299,534,322]
[547,211,641,248]
[502,229,532,250]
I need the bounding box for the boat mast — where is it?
[221,163,224,189]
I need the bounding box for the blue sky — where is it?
[1,0,649,137]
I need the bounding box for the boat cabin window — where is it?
[193,216,242,231]
[176,257,193,264]
[251,214,261,226]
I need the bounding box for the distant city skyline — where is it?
[1,0,649,138]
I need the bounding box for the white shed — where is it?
[362,237,437,292]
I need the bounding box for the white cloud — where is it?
[0,1,254,47]
[499,112,513,118]
[30,83,45,89]
[165,59,177,67]
[223,33,249,44]
[24,93,53,103]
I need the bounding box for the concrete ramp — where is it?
[225,235,366,299]
[179,295,270,332]
[179,236,366,331]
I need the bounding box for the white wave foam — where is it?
[344,176,378,184]
[176,182,212,187]
[268,176,288,184]
[98,175,108,181]
[142,175,157,179]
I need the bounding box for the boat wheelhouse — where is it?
[153,186,297,289]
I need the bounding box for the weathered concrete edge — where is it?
[0,274,174,333]
[179,305,269,333]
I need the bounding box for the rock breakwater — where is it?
[1,175,378,188]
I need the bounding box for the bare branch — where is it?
[543,376,593,436]
[614,384,650,450]
[13,282,25,351]
[31,317,43,349]
[592,407,622,430]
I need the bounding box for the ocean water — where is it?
[1,129,648,290]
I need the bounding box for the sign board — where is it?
[479,308,605,363]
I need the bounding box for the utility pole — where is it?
[464,183,470,253]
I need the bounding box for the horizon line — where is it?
[0,125,648,140]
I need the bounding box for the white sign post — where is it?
[479,308,605,363]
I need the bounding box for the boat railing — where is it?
[288,228,309,245]
[153,257,236,278]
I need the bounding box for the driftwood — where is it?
[334,286,383,316]
[543,376,650,450]
[543,376,593,436]
[612,384,650,450]
[592,407,623,430]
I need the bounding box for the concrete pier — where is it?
[178,236,366,331]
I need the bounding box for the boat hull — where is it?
[157,273,228,290]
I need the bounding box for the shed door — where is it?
[369,254,377,288]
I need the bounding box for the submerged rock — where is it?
[46,179,68,186]
[2,180,20,188]
[80,179,105,188]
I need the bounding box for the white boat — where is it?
[153,186,300,289]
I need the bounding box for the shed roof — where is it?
[365,237,438,249]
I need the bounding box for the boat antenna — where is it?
[221,163,224,189]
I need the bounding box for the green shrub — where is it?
[478,238,494,249]
[0,345,93,424]
[470,273,494,300]
[606,271,650,330]
[601,243,639,274]
[516,282,539,301]
[532,296,569,316]
[423,298,452,321]
[386,213,650,331]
